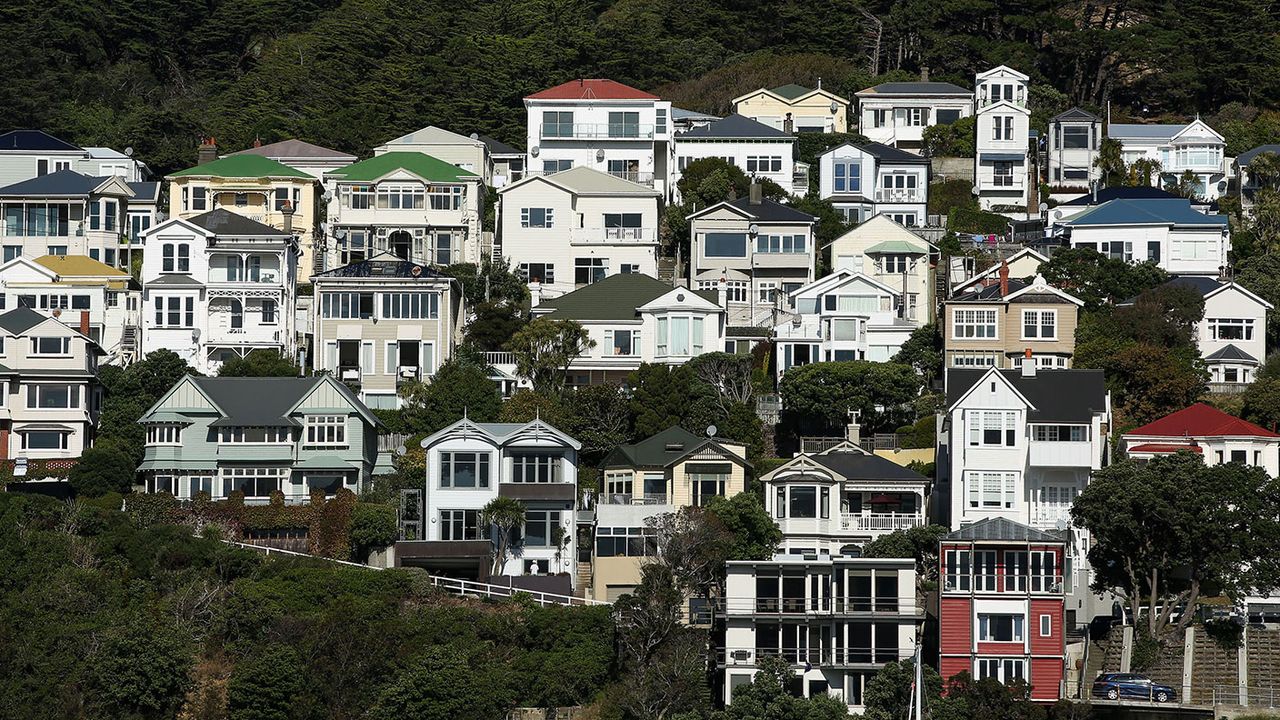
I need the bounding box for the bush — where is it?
[228,643,303,720]
[69,444,139,497]
[350,503,398,560]
[948,206,1011,235]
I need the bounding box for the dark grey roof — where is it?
[676,114,795,140]
[1237,145,1280,167]
[477,134,522,155]
[185,209,290,237]
[0,130,82,152]
[945,517,1065,543]
[946,368,1108,422]
[538,273,716,321]
[811,450,928,482]
[312,251,452,280]
[126,181,161,202]
[721,196,817,223]
[192,376,373,428]
[1205,344,1258,363]
[1050,107,1102,123]
[952,279,1029,301]
[856,142,931,164]
[602,426,747,469]
[1117,276,1223,306]
[146,275,205,287]
[860,81,971,96]
[726,326,770,337]
[0,169,105,198]
[1060,186,1182,206]
[0,307,52,335]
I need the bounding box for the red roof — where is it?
[1128,443,1203,454]
[1125,403,1280,439]
[526,79,659,101]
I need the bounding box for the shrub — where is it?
[69,444,139,497]
[350,503,398,560]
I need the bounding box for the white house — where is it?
[827,214,935,316]
[674,114,807,198]
[1108,119,1227,201]
[524,79,674,197]
[399,418,581,594]
[0,170,135,268]
[854,80,974,149]
[817,143,930,226]
[526,273,724,386]
[497,166,661,297]
[139,209,298,375]
[1121,403,1280,477]
[973,66,1032,211]
[775,271,915,377]
[1060,198,1230,276]
[1046,108,1102,188]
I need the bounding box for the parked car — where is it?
[1091,673,1176,702]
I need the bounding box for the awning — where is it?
[979,153,1026,163]
[295,455,357,471]
[140,411,196,424]
[694,267,750,282]
[864,240,926,255]
[137,460,217,472]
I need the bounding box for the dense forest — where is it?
[2,0,1278,174]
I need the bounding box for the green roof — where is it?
[864,239,928,255]
[770,84,813,100]
[538,273,715,321]
[169,154,312,179]
[328,152,480,183]
[602,425,748,469]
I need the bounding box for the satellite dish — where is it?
[469,132,479,140]
[1038,202,1049,212]
[322,189,333,200]
[1055,518,1068,531]
[748,223,759,237]
[971,185,980,196]
[395,444,407,456]
[124,147,134,157]
[156,211,168,222]
[706,425,717,437]
[530,146,540,157]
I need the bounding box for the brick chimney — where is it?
[197,137,217,165]
[281,199,294,235]
[999,261,1010,297]
[1022,347,1036,377]
[0,427,9,461]
[749,182,763,205]
[79,310,90,338]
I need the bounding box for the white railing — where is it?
[427,575,610,607]
[988,177,1025,189]
[608,171,655,186]
[541,123,655,140]
[1031,507,1072,526]
[570,227,657,244]
[484,351,516,366]
[876,189,924,203]
[1212,685,1280,708]
[598,492,669,506]
[221,539,380,569]
[840,512,923,531]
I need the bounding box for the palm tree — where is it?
[1249,151,1280,191]
[479,496,526,576]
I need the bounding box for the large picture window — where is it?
[655,315,704,357]
[977,614,1025,642]
[440,452,490,488]
[952,309,997,339]
[27,384,77,409]
[304,415,347,448]
[704,233,747,258]
[512,453,559,483]
[967,410,1018,447]
[965,471,1018,509]
[523,510,562,547]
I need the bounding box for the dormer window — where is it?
[146,424,183,445]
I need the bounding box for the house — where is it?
[83,147,149,182]
[309,252,465,410]
[1108,119,1227,200]
[1060,198,1230,276]
[940,366,1111,627]
[479,135,526,188]
[496,166,662,297]
[688,189,817,326]
[594,426,749,601]
[942,271,1083,370]
[826,214,935,320]
[1045,186,1197,229]
[951,248,1047,297]
[139,209,298,375]
[721,555,921,711]
[1234,144,1280,214]
[817,143,930,226]
[674,114,807,198]
[0,306,103,465]
[854,80,974,149]
[1046,108,1102,188]
[0,255,140,364]
[227,138,357,179]
[525,273,724,386]
[136,374,380,502]
[168,148,321,277]
[775,271,915,376]
[973,66,1032,212]
[732,83,850,133]
[1121,403,1280,476]
[524,79,674,197]
[0,130,148,185]
[126,180,162,251]
[672,107,720,133]
[396,418,581,593]
[759,442,929,555]
[323,152,484,270]
[0,170,135,267]
[938,517,1068,702]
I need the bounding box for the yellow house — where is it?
[167,153,321,279]
[591,426,751,601]
[732,83,850,133]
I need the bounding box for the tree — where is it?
[864,660,943,720]
[892,323,943,385]
[228,643,304,720]
[499,389,570,426]
[1095,138,1126,187]
[506,317,594,394]
[722,655,849,720]
[399,358,502,435]
[563,384,632,466]
[705,492,782,561]
[629,363,696,438]
[89,618,193,720]
[922,115,977,157]
[217,349,300,377]
[647,506,734,597]
[368,647,512,720]
[1243,375,1280,431]
[937,672,1046,720]
[1129,158,1163,187]
[862,525,950,586]
[480,496,526,576]
[1037,247,1168,309]
[780,361,922,435]
[349,503,398,561]
[614,564,686,666]
[443,257,528,309]
[465,300,527,351]
[1236,253,1280,346]
[688,352,756,415]
[69,443,139,497]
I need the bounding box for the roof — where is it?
[34,255,129,278]
[677,113,795,140]
[126,181,161,202]
[672,107,720,121]
[1107,123,1185,140]
[770,84,813,100]
[1204,344,1259,363]
[537,273,714,321]
[190,376,371,428]
[952,278,1029,301]
[295,455,357,470]
[146,274,205,287]
[604,426,743,468]
[1128,443,1203,454]
[946,368,1108,422]
[1064,198,1228,227]
[858,81,971,96]
[945,517,1065,543]
[1050,107,1102,123]
[1125,403,1280,439]
[312,251,453,280]
[1060,186,1182,206]
[327,151,479,182]
[864,239,928,255]
[228,139,356,162]
[170,154,311,179]
[526,79,658,101]
[0,169,108,198]
[1237,145,1280,167]
[854,141,931,164]
[531,165,659,196]
[478,134,522,155]
[185,209,291,237]
[713,196,817,223]
[0,130,81,152]
[811,449,928,482]
[0,307,52,335]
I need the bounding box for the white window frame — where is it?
[304,415,348,449]
[951,308,998,339]
[965,470,1018,509]
[977,613,1025,642]
[1021,309,1057,340]
[520,207,554,228]
[145,424,183,446]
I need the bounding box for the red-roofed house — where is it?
[524,79,674,199]
[1121,403,1280,476]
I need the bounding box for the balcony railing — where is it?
[1208,382,1249,395]
[570,227,657,244]
[942,574,1065,594]
[540,123,655,140]
[746,597,907,615]
[841,512,924,532]
[483,351,516,366]
[608,171,655,186]
[1030,507,1072,526]
[723,647,907,666]
[875,189,924,203]
[598,492,668,506]
[988,176,1024,189]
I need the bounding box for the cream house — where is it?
[942,271,1083,370]
[827,214,935,320]
[732,83,850,133]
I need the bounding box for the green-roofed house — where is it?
[526,272,725,385]
[168,151,322,277]
[825,213,936,322]
[136,374,382,502]
[321,151,484,271]
[731,82,850,133]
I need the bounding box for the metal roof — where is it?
[859,81,971,96]
[811,450,928,482]
[706,196,817,224]
[530,166,660,196]
[0,130,82,152]
[1237,145,1280,167]
[602,426,745,469]
[1204,344,1258,363]
[1065,198,1228,227]
[945,517,1065,543]
[769,84,813,100]
[477,134,522,155]
[676,114,795,140]
[327,151,479,183]
[946,368,1108,422]
[526,79,658,101]
[537,273,715,321]
[1060,186,1182,206]
[0,169,111,198]
[1107,123,1183,140]
[1050,107,1102,123]
[0,307,51,335]
[228,139,356,161]
[169,154,313,179]
[185,209,291,237]
[1125,402,1278,438]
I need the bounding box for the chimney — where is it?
[717,275,728,308]
[253,136,262,148]
[281,199,294,235]
[1022,348,1036,377]
[921,66,930,82]
[0,427,9,461]
[197,137,217,165]
[749,182,763,205]
[783,113,794,134]
[79,310,90,338]
[846,411,862,446]
[529,280,542,308]
[998,261,1010,297]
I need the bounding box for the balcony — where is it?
[1208,382,1249,395]
[875,188,924,203]
[984,176,1025,190]
[598,492,668,506]
[1030,506,1072,527]
[569,227,658,244]
[483,351,516,367]
[395,365,421,385]
[608,171,655,186]
[943,573,1065,594]
[841,512,924,532]
[540,123,656,140]
[721,647,910,668]
[1028,440,1093,467]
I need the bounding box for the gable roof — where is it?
[952,248,1047,292]
[857,141,931,164]
[790,270,898,301]
[526,79,658,101]
[1120,277,1273,310]
[420,417,580,450]
[1064,198,1228,228]
[858,81,971,96]
[127,181,161,202]
[946,368,1108,422]
[184,209,291,237]
[478,134,522,155]
[170,154,312,179]
[945,517,1064,543]
[770,84,813,100]
[0,306,54,335]
[1126,403,1279,439]
[0,130,82,153]
[1238,144,1280,167]
[951,278,1029,301]
[689,196,817,224]
[503,165,659,196]
[676,113,796,140]
[537,273,715,321]
[188,376,374,428]
[977,65,1030,82]
[810,449,928,482]
[34,254,129,278]
[1051,107,1102,123]
[1059,186,1182,206]
[603,425,745,468]
[311,251,454,281]
[327,151,479,183]
[1003,275,1084,306]
[228,139,356,162]
[672,107,720,122]
[0,169,117,198]
[1107,123,1184,141]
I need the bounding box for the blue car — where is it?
[1092,673,1176,702]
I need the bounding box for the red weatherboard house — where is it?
[939,517,1067,702]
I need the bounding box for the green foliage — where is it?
[721,655,849,720]
[506,317,595,394]
[629,363,697,438]
[369,647,514,720]
[228,643,304,720]
[862,525,950,584]
[68,443,138,497]
[948,206,1011,235]
[349,503,398,560]
[779,361,922,435]
[1235,254,1280,347]
[928,178,980,217]
[864,660,943,720]
[937,672,1047,720]
[895,414,936,449]
[922,115,977,157]
[96,350,201,463]
[705,492,782,561]
[500,388,571,426]
[443,258,528,309]
[480,496,526,575]
[217,349,301,377]
[400,358,502,435]
[1038,247,1168,309]
[90,616,194,719]
[466,300,527,351]
[892,323,943,386]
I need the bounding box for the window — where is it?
[1040,614,1052,637]
[521,207,554,228]
[992,161,1016,187]
[217,427,291,444]
[1032,425,1087,442]
[604,329,637,356]
[161,243,190,273]
[518,263,555,284]
[376,183,425,209]
[977,614,1025,642]
[229,299,244,330]
[1062,125,1090,149]
[428,185,464,211]
[512,453,559,483]
[3,246,19,262]
[28,384,77,409]
[305,415,347,448]
[688,463,730,506]
[1021,310,1057,339]
[543,159,573,173]
[261,299,277,324]
[780,485,819,518]
[31,337,71,356]
[944,549,971,591]
[757,234,806,254]
[833,161,861,193]
[191,187,207,211]
[966,471,1018,509]
[1147,242,1161,263]
[47,245,67,256]
[523,510,562,547]
[71,295,89,310]
[440,452,490,488]
[894,107,927,126]
[607,111,640,138]
[146,424,183,445]
[704,232,747,258]
[381,292,439,319]
[343,184,373,209]
[746,156,783,173]
[440,509,484,540]
[22,430,68,450]
[968,411,1018,447]
[603,213,644,239]
[829,318,861,341]
[1172,236,1215,260]
[596,526,656,557]
[880,254,909,274]
[977,658,1025,683]
[575,257,608,285]
[1209,318,1255,341]
[655,315,704,357]
[952,309,997,339]
[992,116,1014,141]
[153,296,195,328]
[320,292,374,319]
[542,111,574,137]
[937,109,961,125]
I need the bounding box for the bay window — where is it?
[965,471,1018,510]
[655,315,704,357]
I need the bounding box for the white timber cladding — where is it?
[1065,222,1229,276]
[1108,120,1227,200]
[973,67,1031,211]
[1197,284,1271,385]
[688,204,816,317]
[672,137,797,200]
[0,313,100,462]
[817,146,929,226]
[1046,116,1101,186]
[856,92,974,147]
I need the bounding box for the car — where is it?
[1091,673,1176,703]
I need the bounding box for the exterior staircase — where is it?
[575,561,593,598]
[657,256,677,284]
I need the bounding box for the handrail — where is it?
[1212,685,1280,708]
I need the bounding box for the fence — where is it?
[1212,685,1280,707]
